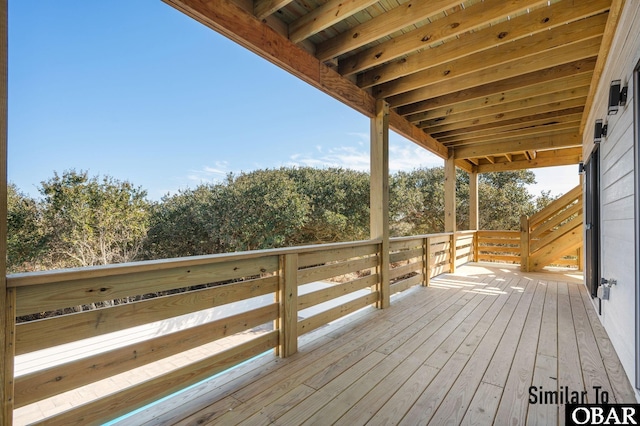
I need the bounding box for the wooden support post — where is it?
[445,152,457,273]
[469,171,479,231]
[1,1,12,423]
[423,237,431,286]
[444,151,456,233]
[520,215,530,272]
[278,254,298,358]
[371,100,390,309]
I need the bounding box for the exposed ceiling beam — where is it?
[387,36,602,108]
[453,131,582,159]
[340,0,551,77]
[357,0,609,88]
[315,0,462,62]
[429,105,584,139]
[455,159,474,173]
[164,0,450,160]
[424,98,587,134]
[254,0,294,20]
[376,14,606,100]
[441,121,581,146]
[416,86,589,130]
[397,58,596,117]
[288,0,378,44]
[476,148,582,173]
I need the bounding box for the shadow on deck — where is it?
[111,263,637,425]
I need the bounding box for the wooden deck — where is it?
[114,263,637,425]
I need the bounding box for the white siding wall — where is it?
[583,1,640,396]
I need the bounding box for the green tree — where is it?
[284,167,370,244]
[477,170,537,230]
[217,169,309,251]
[144,184,226,259]
[145,168,310,257]
[40,170,150,268]
[390,167,470,235]
[7,184,44,272]
[390,167,543,235]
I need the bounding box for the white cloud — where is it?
[288,137,442,173]
[186,161,229,183]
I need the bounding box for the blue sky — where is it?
[8,0,578,201]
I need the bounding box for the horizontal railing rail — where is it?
[5,232,480,425]
[476,230,521,264]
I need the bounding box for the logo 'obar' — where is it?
[565,404,640,425]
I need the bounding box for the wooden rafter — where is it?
[344,0,551,78]
[476,148,582,173]
[425,102,586,134]
[442,121,581,147]
[358,0,609,89]
[417,87,589,130]
[315,0,463,61]
[454,131,581,159]
[397,58,597,117]
[288,0,378,44]
[254,0,294,20]
[380,19,605,103]
[435,111,584,143]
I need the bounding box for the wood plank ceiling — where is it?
[165,0,617,173]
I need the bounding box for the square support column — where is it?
[469,171,479,231]
[444,151,457,233]
[370,100,390,309]
[0,1,12,423]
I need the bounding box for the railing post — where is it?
[2,288,15,426]
[450,233,457,273]
[520,215,530,272]
[278,254,298,358]
[577,247,583,271]
[423,237,431,286]
[473,231,479,262]
[375,242,390,308]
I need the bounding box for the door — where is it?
[634,58,640,389]
[585,146,600,298]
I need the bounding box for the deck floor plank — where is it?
[494,277,548,424]
[427,277,524,425]
[526,280,559,425]
[569,282,615,403]
[578,285,638,403]
[108,263,636,426]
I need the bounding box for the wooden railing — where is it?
[521,184,583,271]
[4,231,477,425]
[476,230,521,264]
